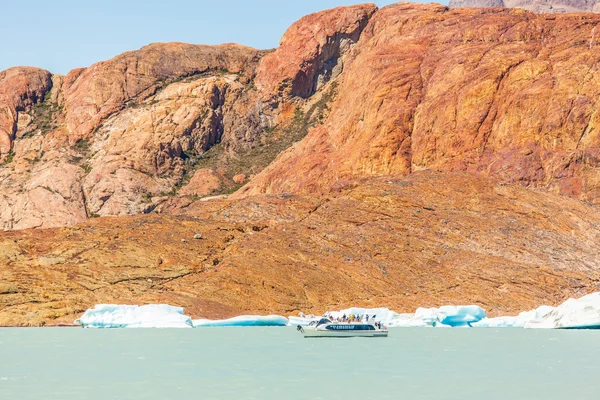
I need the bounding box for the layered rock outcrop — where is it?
[0,43,271,228]
[62,42,261,143]
[2,172,600,326]
[256,3,377,98]
[241,4,600,205]
[4,4,600,224]
[1,2,377,228]
[0,67,52,156]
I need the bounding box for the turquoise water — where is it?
[1,327,599,400]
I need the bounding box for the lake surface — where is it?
[1,327,598,400]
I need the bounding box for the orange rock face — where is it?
[6,4,600,229]
[5,4,600,325]
[63,42,261,143]
[0,43,268,228]
[2,172,600,326]
[0,67,52,155]
[243,4,600,205]
[256,3,377,98]
[179,169,222,197]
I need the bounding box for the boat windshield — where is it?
[316,318,332,326]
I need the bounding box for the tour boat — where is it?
[296,318,388,338]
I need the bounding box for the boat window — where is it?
[316,318,331,326]
[325,324,376,330]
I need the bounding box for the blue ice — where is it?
[437,305,487,327]
[74,304,193,328]
[192,315,288,327]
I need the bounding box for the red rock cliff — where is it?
[4,3,600,229]
[0,67,52,155]
[241,4,600,205]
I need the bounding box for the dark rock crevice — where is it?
[295,11,375,99]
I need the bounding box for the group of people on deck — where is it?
[323,312,384,329]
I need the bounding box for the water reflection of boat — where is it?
[297,318,388,338]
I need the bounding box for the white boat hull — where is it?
[302,328,388,338]
[299,322,388,338]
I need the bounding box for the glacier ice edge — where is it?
[74,291,600,329]
[74,305,289,328]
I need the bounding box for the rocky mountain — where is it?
[3,3,600,325]
[0,43,269,229]
[2,171,600,326]
[242,3,600,203]
[449,0,600,14]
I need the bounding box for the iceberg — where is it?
[75,291,600,330]
[75,305,288,328]
[386,312,440,328]
[472,305,554,328]
[525,292,600,329]
[288,314,320,326]
[471,315,520,328]
[436,305,487,327]
[473,292,600,329]
[192,315,288,327]
[387,305,486,327]
[74,304,193,328]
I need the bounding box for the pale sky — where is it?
[0,0,444,75]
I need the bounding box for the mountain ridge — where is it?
[2,3,600,325]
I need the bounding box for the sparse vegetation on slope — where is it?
[31,91,62,136]
[188,82,339,195]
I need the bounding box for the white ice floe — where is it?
[288,314,320,326]
[192,315,288,327]
[387,305,486,327]
[75,305,288,328]
[473,292,600,329]
[472,305,555,328]
[525,292,600,329]
[76,291,600,330]
[385,312,437,328]
[74,304,193,328]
